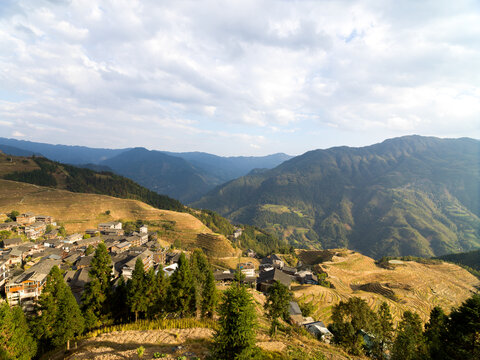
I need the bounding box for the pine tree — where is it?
[424,306,447,360]
[391,311,426,360]
[330,297,378,355]
[54,286,85,350]
[371,302,394,359]
[443,294,480,359]
[33,266,84,353]
[149,264,167,317]
[201,268,218,318]
[112,276,129,323]
[264,280,292,335]
[190,249,210,313]
[127,258,148,321]
[211,282,258,359]
[167,253,196,317]
[81,242,113,328]
[0,303,37,360]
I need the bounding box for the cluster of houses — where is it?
[213,253,332,342]
[1,212,331,342]
[0,214,183,310]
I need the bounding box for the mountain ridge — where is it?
[194,135,480,258]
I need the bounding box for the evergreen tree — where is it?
[371,302,394,359]
[144,267,158,319]
[55,286,85,350]
[201,268,218,318]
[33,266,84,352]
[0,303,37,360]
[150,264,168,317]
[264,281,292,335]
[330,297,378,355]
[424,306,447,360]
[190,249,210,313]
[391,311,426,360]
[443,294,480,359]
[211,282,258,359]
[127,258,148,321]
[112,276,129,323]
[167,253,196,317]
[81,242,113,329]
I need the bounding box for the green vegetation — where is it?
[210,281,258,360]
[194,136,480,258]
[435,249,480,271]
[264,281,293,335]
[0,303,37,360]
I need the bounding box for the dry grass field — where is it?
[0,179,236,257]
[294,249,480,324]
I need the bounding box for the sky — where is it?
[0,0,479,156]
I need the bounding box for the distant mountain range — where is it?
[194,136,480,258]
[0,138,292,203]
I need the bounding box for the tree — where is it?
[201,269,218,318]
[330,297,378,355]
[443,294,480,359]
[371,302,394,359]
[264,281,292,335]
[112,276,129,323]
[148,264,168,317]
[33,266,84,352]
[81,242,113,329]
[0,303,37,360]
[127,258,148,321]
[391,311,426,360]
[211,282,258,359]
[424,306,447,360]
[7,210,19,221]
[85,244,95,256]
[167,253,196,317]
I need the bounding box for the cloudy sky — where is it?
[0,0,479,156]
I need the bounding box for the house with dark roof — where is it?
[257,268,292,292]
[2,237,22,249]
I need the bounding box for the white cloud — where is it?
[0,0,478,155]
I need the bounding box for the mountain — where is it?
[163,151,292,184]
[0,144,40,157]
[101,148,291,203]
[0,138,292,203]
[100,148,217,203]
[194,136,480,258]
[0,137,128,164]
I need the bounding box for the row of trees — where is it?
[329,295,480,360]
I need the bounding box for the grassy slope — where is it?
[0,179,237,258]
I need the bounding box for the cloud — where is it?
[0,0,478,155]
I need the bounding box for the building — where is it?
[63,233,83,244]
[261,254,284,269]
[98,222,122,232]
[257,268,292,292]
[0,257,8,288]
[35,215,55,224]
[16,213,36,225]
[139,225,148,234]
[44,229,58,240]
[111,240,132,254]
[2,237,22,249]
[120,249,154,278]
[24,222,47,239]
[5,258,61,306]
[296,270,319,285]
[237,262,256,277]
[304,321,333,343]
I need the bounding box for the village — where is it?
[0,211,332,343]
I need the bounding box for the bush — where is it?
[137,346,145,358]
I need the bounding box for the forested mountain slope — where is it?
[194,136,480,258]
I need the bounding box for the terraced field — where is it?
[294,249,479,325]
